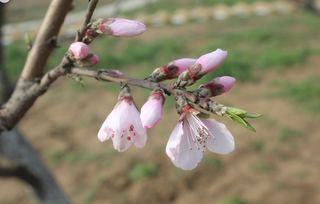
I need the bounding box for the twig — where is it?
[75,0,100,42]
[70,67,164,91]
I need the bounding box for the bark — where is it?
[0,2,69,204]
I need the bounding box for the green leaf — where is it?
[244,113,263,118]
[225,112,256,132]
[227,107,247,115]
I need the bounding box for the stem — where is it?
[70,67,164,91]
[76,0,100,42]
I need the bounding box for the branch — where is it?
[20,0,73,80]
[75,0,100,42]
[0,4,13,102]
[0,129,69,204]
[70,67,164,91]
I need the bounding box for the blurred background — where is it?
[1,0,320,203]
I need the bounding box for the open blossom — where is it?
[68,42,90,59]
[195,49,228,74]
[99,18,146,37]
[140,90,165,129]
[166,111,235,170]
[98,96,147,152]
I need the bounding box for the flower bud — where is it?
[90,54,99,65]
[68,42,90,59]
[198,76,236,98]
[140,90,165,129]
[195,49,227,73]
[148,58,196,82]
[99,18,146,37]
[170,58,196,75]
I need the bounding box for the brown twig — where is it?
[75,0,100,42]
[70,67,164,91]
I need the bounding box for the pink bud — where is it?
[196,49,228,73]
[200,76,236,97]
[217,76,236,93]
[99,18,146,37]
[158,58,196,80]
[68,42,90,59]
[140,91,165,129]
[170,58,196,75]
[90,54,99,65]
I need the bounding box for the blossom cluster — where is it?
[68,17,258,170]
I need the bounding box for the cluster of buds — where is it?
[68,42,99,67]
[67,16,259,170]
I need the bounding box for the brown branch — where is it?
[20,0,73,80]
[0,4,13,102]
[70,67,164,91]
[0,129,69,203]
[75,0,100,42]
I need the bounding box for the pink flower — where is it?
[166,112,235,170]
[98,97,147,152]
[195,49,228,73]
[90,54,99,65]
[68,42,90,59]
[140,90,165,129]
[99,18,146,37]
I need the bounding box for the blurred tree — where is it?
[0,2,69,204]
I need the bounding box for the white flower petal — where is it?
[166,122,203,170]
[201,118,235,154]
[112,129,132,152]
[98,99,147,152]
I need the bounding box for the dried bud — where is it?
[140,90,165,128]
[98,18,146,37]
[68,42,90,59]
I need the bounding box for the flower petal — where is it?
[166,122,203,170]
[112,129,132,152]
[140,98,163,129]
[97,119,110,142]
[201,118,235,154]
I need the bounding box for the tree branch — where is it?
[0,4,13,102]
[0,129,69,204]
[76,0,100,42]
[20,0,73,80]
[70,67,164,91]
